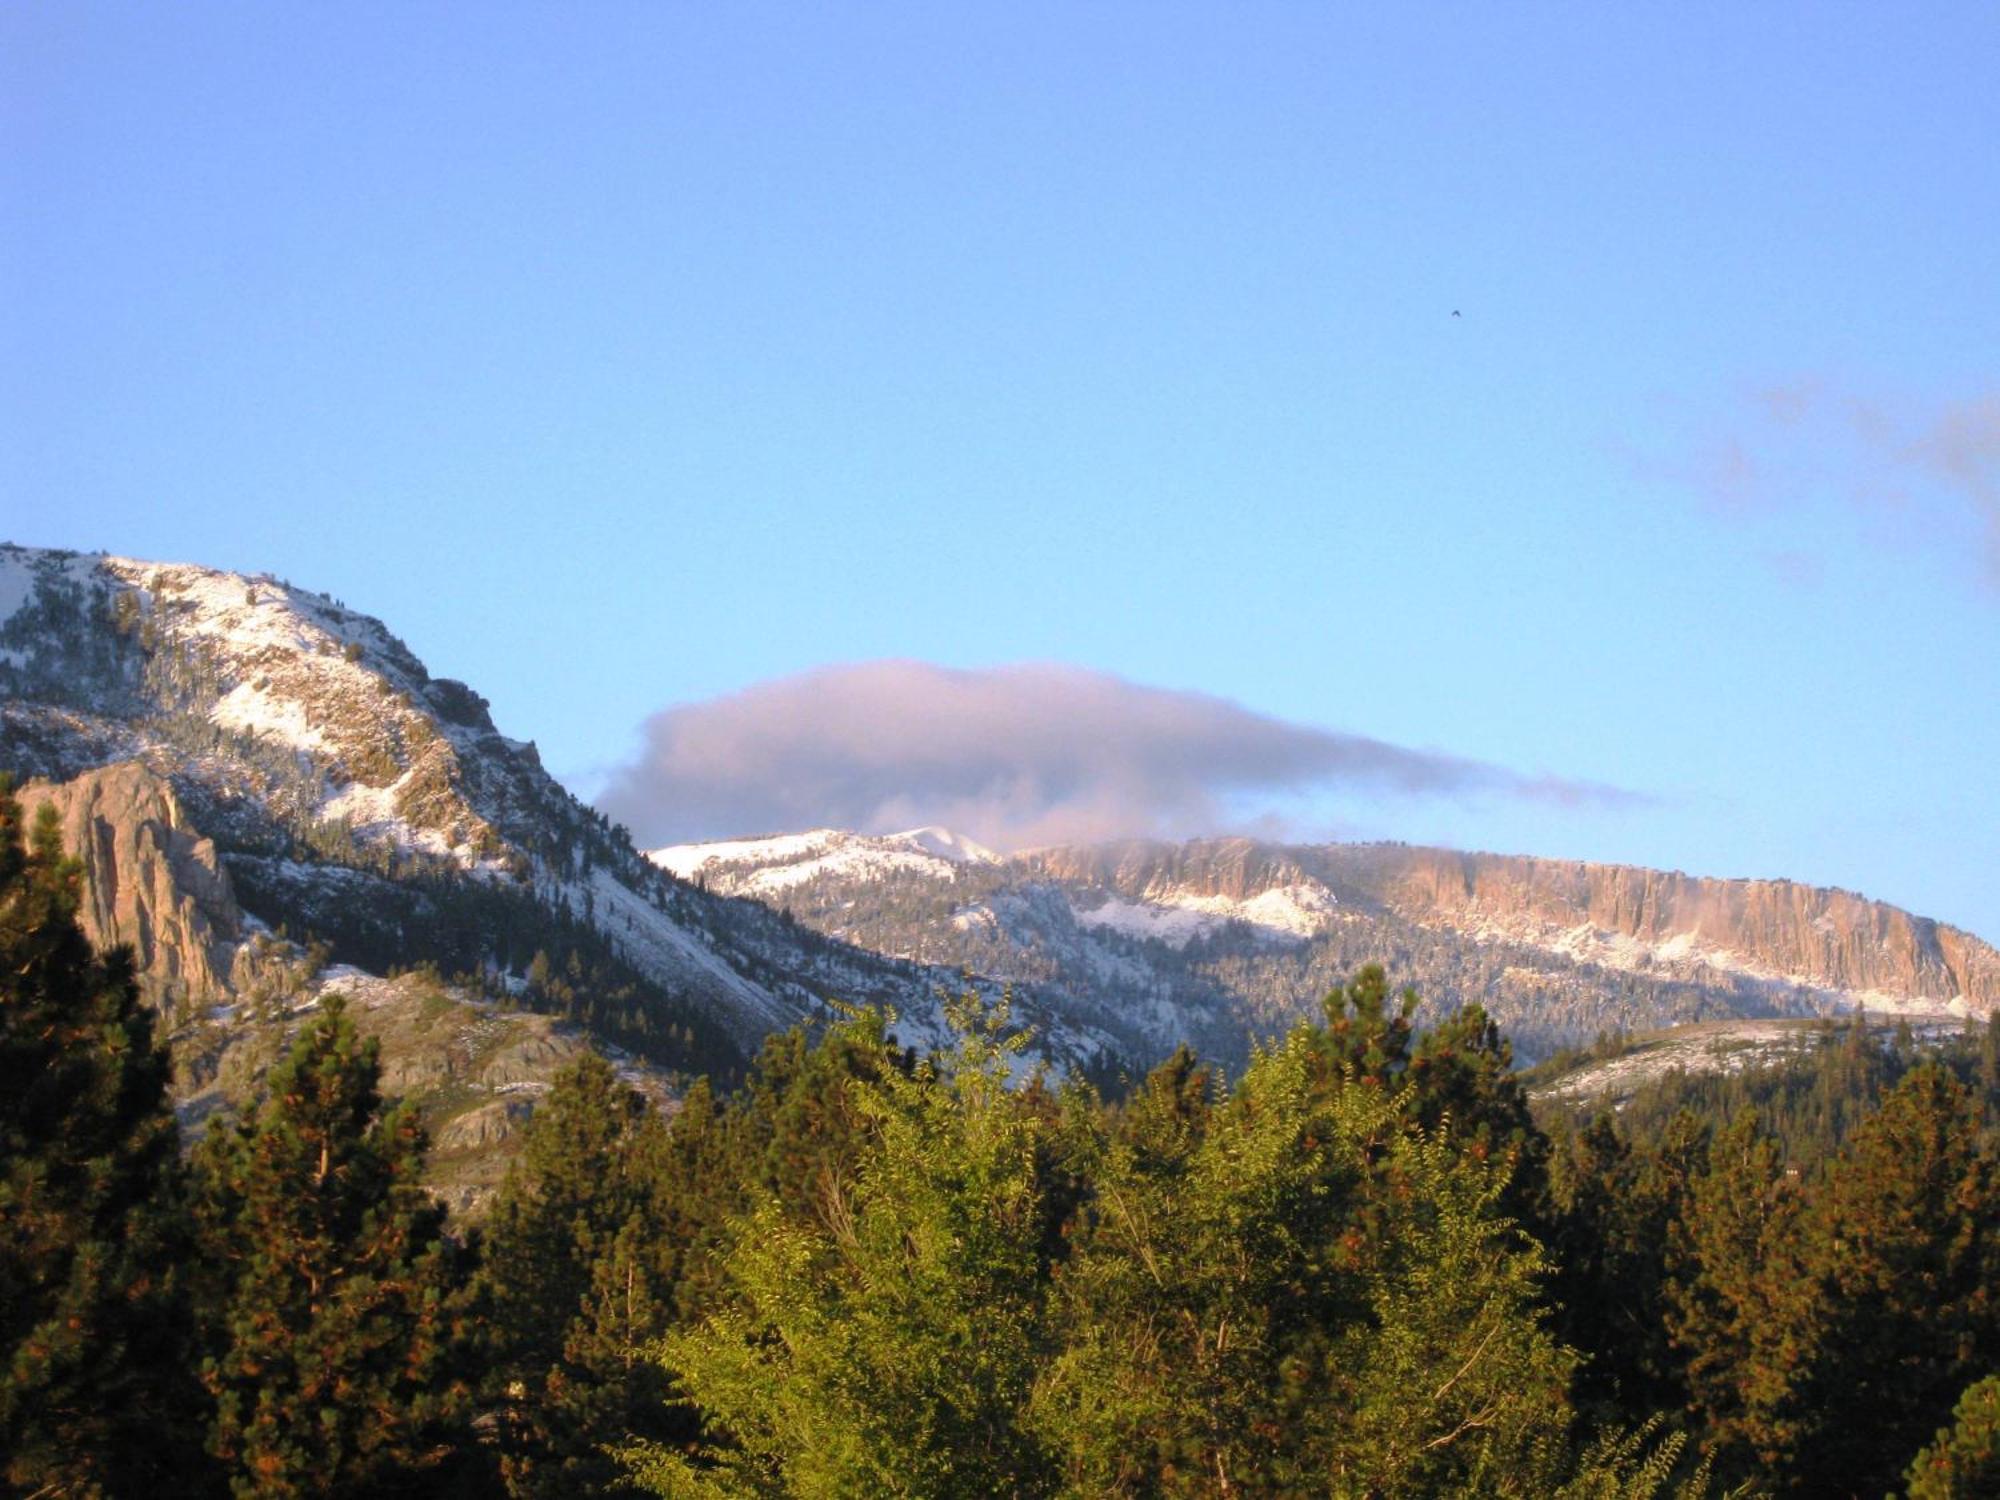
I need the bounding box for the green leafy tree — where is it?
[0,786,207,1497]
[192,995,476,1497]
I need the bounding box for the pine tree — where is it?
[1548,1108,1707,1420]
[1904,1374,2000,1500]
[480,1053,683,1496]
[625,998,1058,1497]
[1315,965,1548,1219]
[191,994,476,1497]
[1979,1013,1999,1118]
[1112,1041,1214,1171]
[1781,1064,1999,1496]
[0,785,207,1496]
[1662,1108,1808,1477]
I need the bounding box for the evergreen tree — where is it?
[1904,1374,2000,1500]
[1111,1042,1214,1172]
[1781,1064,1999,1496]
[481,1054,684,1496]
[1661,1108,1808,1477]
[1548,1108,1707,1419]
[0,786,207,1497]
[191,995,476,1497]
[1316,964,1549,1219]
[1980,1014,1999,1119]
[656,1011,915,1328]
[1038,1017,1583,1496]
[625,998,1058,1497]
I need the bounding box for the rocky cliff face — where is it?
[1311,846,2000,1012]
[18,761,262,1012]
[6,758,670,1215]
[1023,838,1317,905]
[657,828,1999,1067]
[1025,836,2000,1014]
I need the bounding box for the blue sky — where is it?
[4,4,1997,936]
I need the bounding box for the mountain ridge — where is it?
[0,543,1126,1205]
[7,539,1989,1115]
[653,826,1998,1065]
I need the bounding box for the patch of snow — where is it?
[1073,882,1338,949]
[211,680,328,752]
[1541,1015,1979,1106]
[0,546,113,630]
[584,868,792,1033]
[320,779,401,826]
[1454,909,1977,1021]
[649,830,851,880]
[651,827,997,898]
[0,553,37,629]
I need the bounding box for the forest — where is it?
[6,779,1998,1500]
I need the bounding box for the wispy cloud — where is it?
[1640,382,2000,588]
[598,660,1645,849]
[1911,393,2000,581]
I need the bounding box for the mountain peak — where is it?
[888,826,1000,865]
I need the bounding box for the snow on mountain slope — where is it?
[14,543,1994,1084]
[647,829,2000,1066]
[1528,1015,1977,1110]
[0,544,1117,1075]
[1312,843,2000,1020]
[1072,882,1338,948]
[651,826,1000,898]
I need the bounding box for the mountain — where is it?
[650,830,2000,1066]
[8,537,1991,1183]
[0,544,1116,1203]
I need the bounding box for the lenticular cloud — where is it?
[597,660,1635,849]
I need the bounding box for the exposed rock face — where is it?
[2,544,1032,1065]
[1025,838,1315,905]
[18,761,250,1012]
[4,760,674,1217]
[1324,846,2000,1010]
[1027,837,2000,1011]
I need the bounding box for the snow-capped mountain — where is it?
[7,538,1992,1128]
[0,544,1120,1137]
[650,830,2000,1065]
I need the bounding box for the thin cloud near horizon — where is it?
[595,660,1648,851]
[1639,381,2000,589]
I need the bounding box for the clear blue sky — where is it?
[5,4,1997,937]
